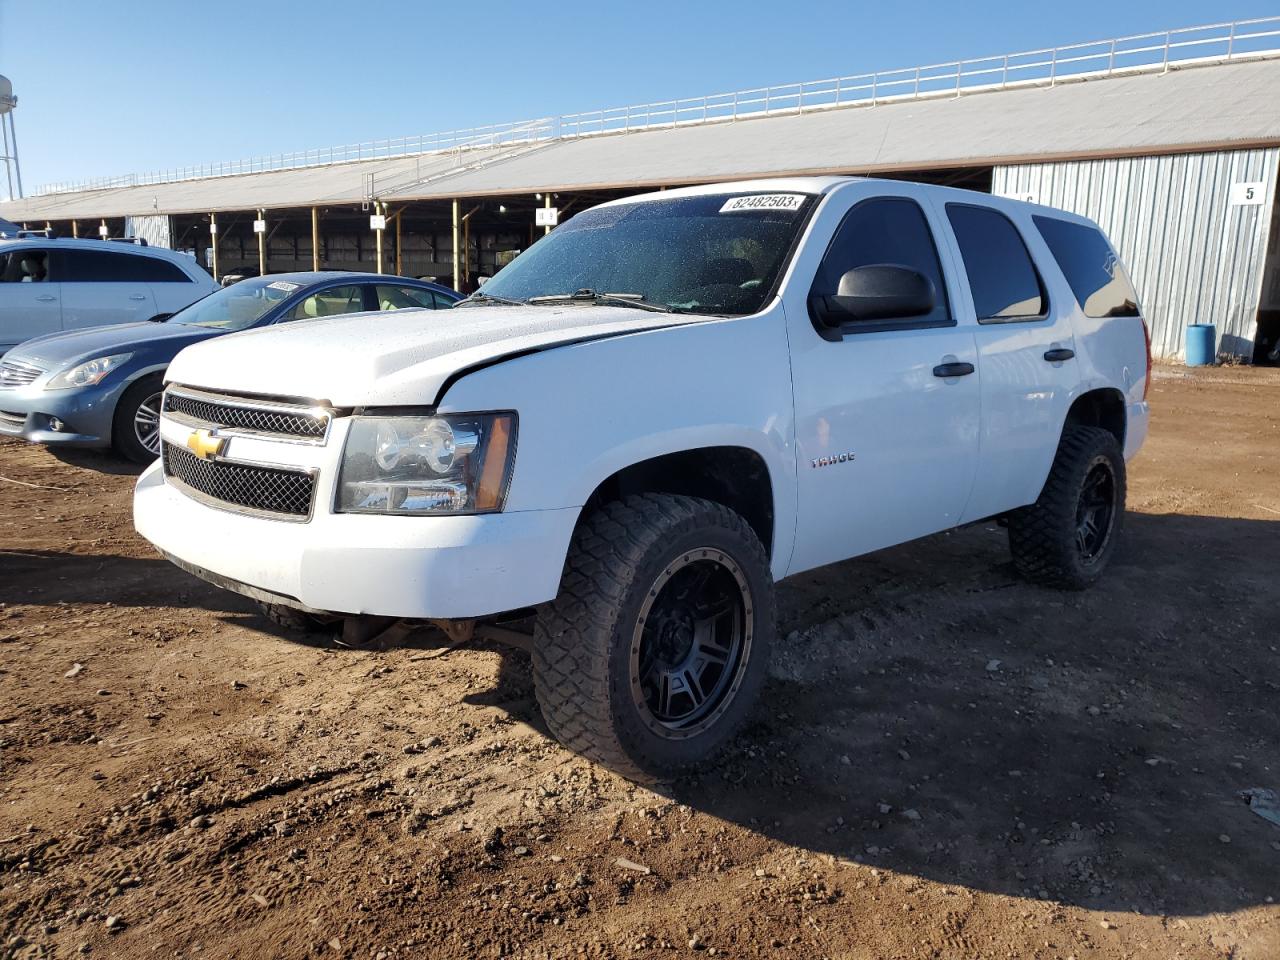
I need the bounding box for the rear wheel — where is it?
[112,375,164,464]
[1008,425,1125,589]
[533,494,775,780]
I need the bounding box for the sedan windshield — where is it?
[477,192,815,316]
[168,276,301,330]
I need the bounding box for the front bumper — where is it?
[0,382,120,448]
[134,459,579,619]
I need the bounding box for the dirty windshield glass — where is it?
[168,277,299,330]
[479,193,815,315]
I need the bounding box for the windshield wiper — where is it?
[455,291,527,307]
[526,289,679,313]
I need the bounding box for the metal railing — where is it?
[33,17,1280,197]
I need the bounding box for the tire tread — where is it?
[1008,425,1125,590]
[533,494,772,779]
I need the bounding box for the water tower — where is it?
[0,76,22,201]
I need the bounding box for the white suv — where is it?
[135,177,1151,778]
[0,237,217,354]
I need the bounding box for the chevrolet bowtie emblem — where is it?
[186,428,226,461]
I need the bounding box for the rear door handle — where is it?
[128,294,148,301]
[933,361,975,378]
[35,294,56,302]
[1043,348,1075,362]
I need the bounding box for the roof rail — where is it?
[108,236,148,246]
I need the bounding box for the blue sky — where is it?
[0,0,1273,191]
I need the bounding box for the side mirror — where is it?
[810,264,936,329]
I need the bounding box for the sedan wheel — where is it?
[134,392,163,456]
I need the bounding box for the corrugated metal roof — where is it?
[5,57,1280,222]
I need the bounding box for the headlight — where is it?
[46,353,133,390]
[337,413,516,515]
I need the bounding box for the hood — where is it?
[14,321,222,369]
[165,304,700,406]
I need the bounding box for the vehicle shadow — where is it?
[470,511,1280,917]
[47,447,148,477]
[0,548,250,612]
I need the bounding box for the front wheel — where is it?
[533,494,775,780]
[1008,425,1126,589]
[112,375,165,464]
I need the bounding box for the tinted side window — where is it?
[946,205,1046,321]
[811,197,951,327]
[57,249,188,283]
[0,250,50,282]
[1033,216,1140,318]
[431,292,456,309]
[133,255,192,283]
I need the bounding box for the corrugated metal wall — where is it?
[994,149,1279,358]
[123,214,173,249]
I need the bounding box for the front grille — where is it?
[0,359,44,388]
[162,441,316,519]
[163,388,329,440]
[0,409,25,427]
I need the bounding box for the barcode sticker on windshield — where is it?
[719,194,806,214]
[267,281,300,292]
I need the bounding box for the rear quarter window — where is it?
[1033,216,1140,318]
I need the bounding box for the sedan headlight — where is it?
[337,413,516,515]
[46,353,133,390]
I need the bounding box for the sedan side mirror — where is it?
[810,264,936,329]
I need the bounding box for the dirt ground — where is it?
[2,365,1278,960]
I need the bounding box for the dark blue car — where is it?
[0,272,460,461]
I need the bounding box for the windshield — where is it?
[478,192,815,315]
[168,276,301,330]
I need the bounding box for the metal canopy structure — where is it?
[4,53,1280,223]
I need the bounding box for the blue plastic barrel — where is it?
[1185,323,1216,367]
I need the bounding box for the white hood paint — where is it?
[164,305,699,406]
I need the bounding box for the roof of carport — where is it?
[4,55,1280,222]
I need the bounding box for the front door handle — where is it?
[128,294,148,301]
[933,361,975,378]
[35,294,56,302]
[1043,348,1075,362]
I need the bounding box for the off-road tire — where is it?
[112,374,165,464]
[1008,425,1125,590]
[532,494,775,781]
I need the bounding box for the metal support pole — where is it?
[71,220,78,239]
[544,193,552,236]
[6,113,22,198]
[395,210,403,276]
[451,199,460,292]
[209,213,218,281]
[0,115,13,201]
[375,201,384,275]
[257,209,266,277]
[463,211,470,287]
[311,206,319,271]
